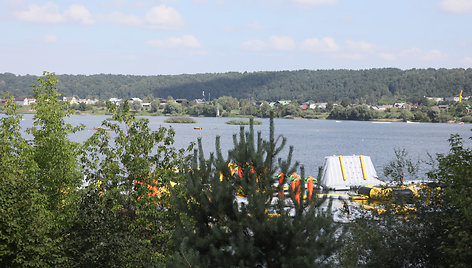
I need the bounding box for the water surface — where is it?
[18,114,471,179]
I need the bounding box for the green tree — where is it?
[413,110,430,122]
[280,103,300,117]
[450,101,470,118]
[342,133,472,267]
[150,99,160,113]
[78,102,87,111]
[130,100,142,111]
[64,101,194,266]
[340,98,351,107]
[0,94,54,266]
[170,117,342,267]
[383,148,420,184]
[0,72,83,266]
[27,71,84,212]
[400,109,413,122]
[426,134,472,266]
[427,106,440,122]
[215,96,239,111]
[163,101,182,115]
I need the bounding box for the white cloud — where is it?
[439,0,472,14]
[300,37,339,52]
[64,5,94,24]
[378,53,397,61]
[105,12,142,26]
[16,2,64,23]
[147,35,200,48]
[421,49,447,61]
[400,48,447,61]
[346,40,374,52]
[290,0,337,6]
[42,34,58,43]
[269,36,296,50]
[240,40,267,51]
[16,2,94,24]
[463,56,472,64]
[144,5,184,30]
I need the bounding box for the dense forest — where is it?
[1,68,471,102]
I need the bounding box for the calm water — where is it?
[18,114,472,179]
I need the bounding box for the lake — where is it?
[18,114,471,179]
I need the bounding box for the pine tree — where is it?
[169,116,343,267]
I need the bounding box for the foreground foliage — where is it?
[169,118,343,267]
[64,101,193,266]
[0,74,194,266]
[341,133,472,267]
[0,72,82,266]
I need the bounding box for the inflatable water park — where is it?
[134,154,424,222]
[268,154,424,222]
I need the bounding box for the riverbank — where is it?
[2,105,468,124]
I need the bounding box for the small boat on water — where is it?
[93,127,111,131]
[194,127,202,130]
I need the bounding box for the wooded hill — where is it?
[1,68,471,103]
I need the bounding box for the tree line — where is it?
[1,68,472,103]
[1,72,472,266]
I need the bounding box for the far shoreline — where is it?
[4,111,468,124]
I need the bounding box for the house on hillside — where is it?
[176,99,189,104]
[314,102,327,109]
[255,101,265,107]
[14,97,35,106]
[63,96,78,104]
[63,97,98,105]
[129,98,143,103]
[426,97,444,102]
[278,100,291,106]
[269,100,291,108]
[438,105,449,110]
[394,103,406,109]
[109,98,122,105]
[445,97,460,102]
[372,105,393,112]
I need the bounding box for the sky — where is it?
[1,0,472,75]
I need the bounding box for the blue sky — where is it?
[1,0,472,75]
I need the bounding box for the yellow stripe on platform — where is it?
[360,155,367,180]
[339,155,347,181]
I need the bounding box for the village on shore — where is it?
[2,93,471,123]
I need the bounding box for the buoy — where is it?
[305,176,316,201]
[290,173,301,204]
[275,172,284,199]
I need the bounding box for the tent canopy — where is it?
[320,155,384,190]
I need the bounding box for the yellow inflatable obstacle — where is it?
[352,184,423,215]
[357,184,419,201]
